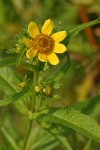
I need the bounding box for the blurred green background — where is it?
[0,0,100,149]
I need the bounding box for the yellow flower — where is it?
[24,19,67,65]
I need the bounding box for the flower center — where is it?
[33,34,54,53]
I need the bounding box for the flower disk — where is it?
[33,34,54,54]
[24,19,67,65]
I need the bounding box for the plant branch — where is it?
[22,67,38,150]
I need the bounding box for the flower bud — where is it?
[18,82,27,88]
[43,85,53,96]
[16,47,21,53]
[35,85,41,93]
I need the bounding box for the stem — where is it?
[22,67,38,150]
[72,132,81,150]
[31,67,38,112]
[83,139,92,150]
[22,120,33,150]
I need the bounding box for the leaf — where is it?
[32,137,58,150]
[16,46,26,65]
[65,18,100,45]
[46,129,72,150]
[0,67,29,114]
[36,108,100,142]
[55,134,72,150]
[44,52,70,83]
[0,87,32,107]
[0,112,20,140]
[0,67,18,94]
[0,113,20,150]
[29,127,58,150]
[68,18,100,37]
[0,57,34,72]
[72,94,100,115]
[0,57,16,67]
[1,127,20,150]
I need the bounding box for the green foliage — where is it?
[0,67,30,114]
[46,52,71,83]
[36,107,100,142]
[72,94,100,115]
[68,18,100,37]
[0,1,100,150]
[0,88,32,107]
[0,57,16,67]
[0,67,18,95]
[1,127,20,150]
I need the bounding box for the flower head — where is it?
[24,19,67,65]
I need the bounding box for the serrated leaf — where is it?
[0,87,32,107]
[37,108,100,142]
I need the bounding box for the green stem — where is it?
[83,139,92,150]
[22,67,38,150]
[22,120,33,150]
[72,132,81,150]
[31,67,38,112]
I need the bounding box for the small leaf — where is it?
[37,108,100,142]
[46,52,70,82]
[16,46,26,65]
[0,88,32,107]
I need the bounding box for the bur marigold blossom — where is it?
[24,19,67,65]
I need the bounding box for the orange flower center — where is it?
[33,34,54,53]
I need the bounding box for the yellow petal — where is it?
[26,48,37,60]
[51,31,67,42]
[28,22,40,38]
[24,38,34,48]
[38,53,47,62]
[53,42,67,53]
[42,19,54,35]
[47,53,59,65]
